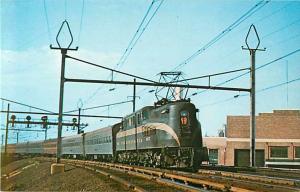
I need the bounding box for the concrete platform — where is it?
[51,163,65,175]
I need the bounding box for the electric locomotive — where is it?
[116,99,208,168]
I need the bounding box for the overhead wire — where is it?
[64,0,67,20]
[43,0,52,44]
[190,48,300,97]
[199,76,300,108]
[170,0,269,72]
[66,55,157,83]
[82,0,164,105]
[115,0,155,68]
[117,0,164,69]
[0,98,54,113]
[78,0,85,45]
[64,100,133,113]
[212,3,299,65]
[136,0,270,97]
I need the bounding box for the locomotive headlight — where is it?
[161,109,169,114]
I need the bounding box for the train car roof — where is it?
[84,126,113,136]
[123,100,193,119]
[123,106,154,119]
[62,133,83,140]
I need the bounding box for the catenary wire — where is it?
[136,0,270,97]
[66,55,157,83]
[0,98,54,113]
[170,0,269,72]
[43,0,52,44]
[190,48,300,97]
[78,0,85,45]
[82,0,164,105]
[199,76,300,108]
[64,100,133,113]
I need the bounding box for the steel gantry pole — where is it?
[133,78,138,152]
[56,48,67,163]
[77,108,81,134]
[243,24,265,167]
[50,20,78,164]
[250,49,256,167]
[4,103,10,155]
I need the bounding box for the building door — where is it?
[255,150,265,167]
[234,149,265,167]
[235,149,249,167]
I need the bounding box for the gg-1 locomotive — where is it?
[5,99,208,168]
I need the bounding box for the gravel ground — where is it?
[1,160,129,191]
[1,158,34,176]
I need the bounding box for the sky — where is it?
[1,0,300,144]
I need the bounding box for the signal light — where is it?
[41,116,48,128]
[26,115,31,128]
[26,115,31,121]
[72,118,77,130]
[10,115,16,127]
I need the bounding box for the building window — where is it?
[295,147,300,158]
[270,146,288,158]
[209,149,218,164]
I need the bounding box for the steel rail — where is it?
[60,159,147,192]
[197,169,299,187]
[63,159,300,192]
[60,159,250,191]
[36,157,300,192]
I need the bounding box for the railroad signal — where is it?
[26,115,31,128]
[72,118,77,130]
[41,116,48,128]
[11,115,16,127]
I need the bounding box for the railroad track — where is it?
[38,157,300,192]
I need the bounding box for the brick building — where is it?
[203,110,300,167]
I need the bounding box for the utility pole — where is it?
[242,24,265,167]
[77,108,81,134]
[286,60,289,108]
[133,78,136,113]
[77,99,83,134]
[50,20,78,164]
[16,132,19,144]
[4,103,10,154]
[133,78,138,152]
[44,126,47,141]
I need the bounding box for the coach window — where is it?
[295,147,300,158]
[128,118,132,127]
[270,146,288,158]
[122,121,126,129]
[137,113,141,124]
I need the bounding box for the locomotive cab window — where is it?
[180,111,189,126]
[142,111,148,120]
